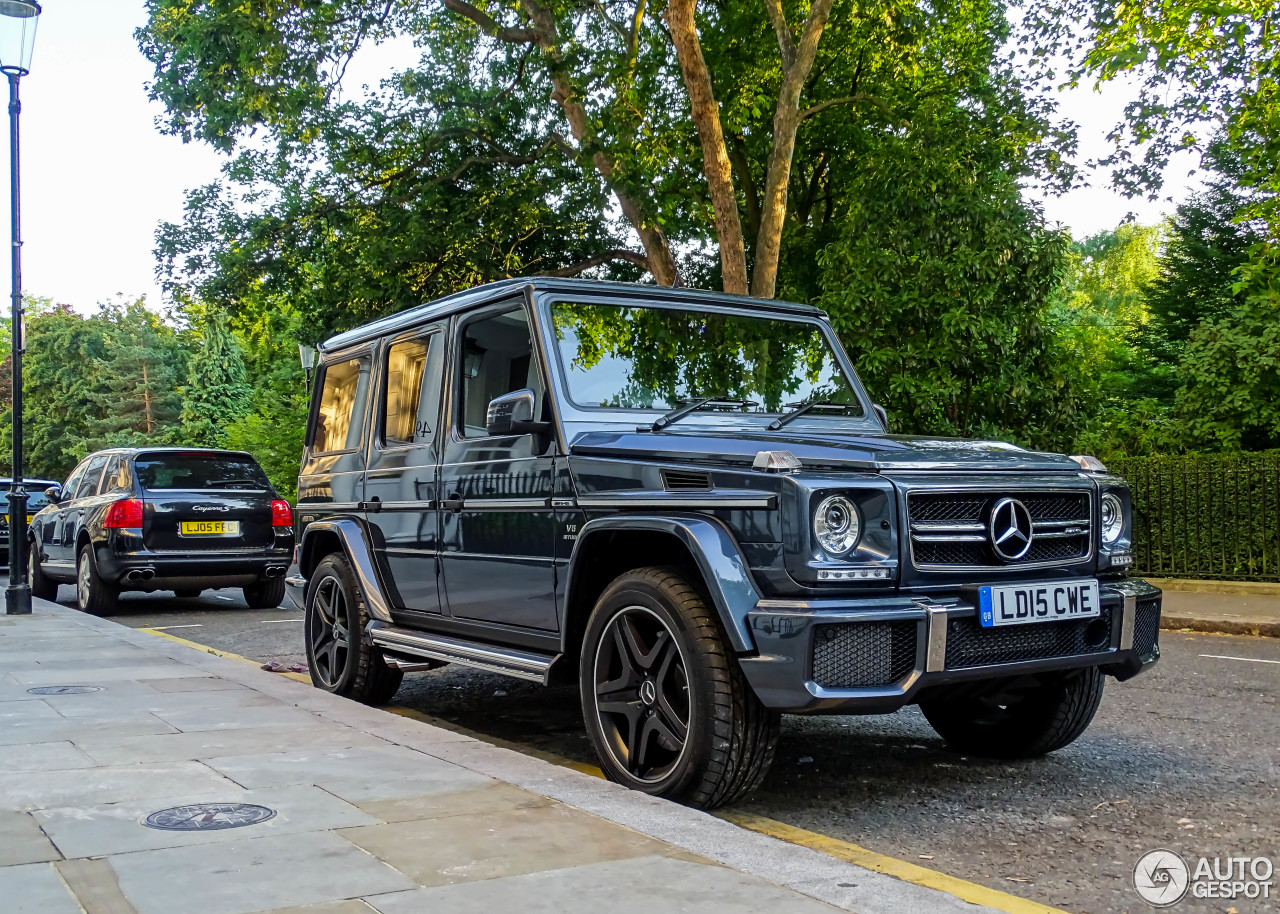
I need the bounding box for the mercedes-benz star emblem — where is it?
[989,497,1034,561]
[639,680,657,705]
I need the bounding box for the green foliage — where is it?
[1110,452,1280,581]
[815,104,1077,447]
[180,308,253,447]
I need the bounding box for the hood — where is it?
[566,427,1080,473]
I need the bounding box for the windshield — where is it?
[550,301,862,415]
[2,484,53,510]
[133,454,271,491]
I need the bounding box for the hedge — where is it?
[1110,453,1280,582]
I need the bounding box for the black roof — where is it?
[320,277,825,353]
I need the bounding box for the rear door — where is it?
[363,324,446,616]
[133,452,276,554]
[59,455,109,562]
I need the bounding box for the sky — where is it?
[2,1,1204,316]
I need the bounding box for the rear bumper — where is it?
[737,578,1162,714]
[97,548,292,589]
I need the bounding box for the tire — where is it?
[174,588,203,600]
[76,543,119,616]
[304,553,402,705]
[920,667,1106,758]
[243,577,285,609]
[29,541,58,602]
[580,566,780,809]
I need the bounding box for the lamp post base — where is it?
[5,583,31,615]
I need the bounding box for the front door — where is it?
[44,459,89,569]
[438,302,558,632]
[363,324,446,617]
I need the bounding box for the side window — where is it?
[382,334,441,448]
[458,306,541,438]
[101,458,131,495]
[314,355,372,454]
[62,463,87,500]
[75,456,108,500]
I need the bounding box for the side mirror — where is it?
[43,486,61,504]
[486,388,551,437]
[872,404,889,430]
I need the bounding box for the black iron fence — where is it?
[1110,453,1280,582]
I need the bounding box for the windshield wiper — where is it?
[650,396,759,432]
[767,398,856,431]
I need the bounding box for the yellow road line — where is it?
[718,811,1072,914]
[135,627,1070,913]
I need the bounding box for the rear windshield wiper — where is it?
[650,396,759,432]
[767,398,856,430]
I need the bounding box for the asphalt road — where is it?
[67,584,1280,914]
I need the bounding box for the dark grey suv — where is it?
[288,278,1161,808]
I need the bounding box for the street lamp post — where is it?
[298,343,317,393]
[1,0,39,616]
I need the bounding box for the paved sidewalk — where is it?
[1154,584,1280,638]
[0,599,1002,914]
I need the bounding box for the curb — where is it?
[1147,577,1280,597]
[1160,615,1280,639]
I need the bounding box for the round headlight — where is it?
[814,495,861,556]
[1101,493,1124,544]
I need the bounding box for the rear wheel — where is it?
[580,566,779,809]
[243,577,285,609]
[304,553,402,704]
[29,541,57,602]
[76,544,119,616]
[920,668,1106,758]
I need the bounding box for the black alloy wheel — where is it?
[592,605,692,784]
[303,553,402,704]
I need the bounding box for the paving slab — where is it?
[0,715,179,747]
[0,739,96,772]
[142,675,251,692]
[9,662,213,685]
[365,854,840,914]
[339,802,678,887]
[203,745,495,802]
[108,831,416,914]
[0,811,61,866]
[40,686,282,721]
[0,698,61,721]
[262,903,379,914]
[351,782,552,825]
[36,783,379,858]
[74,721,389,766]
[151,703,334,732]
[0,760,238,811]
[0,862,83,914]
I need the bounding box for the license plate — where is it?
[3,515,34,525]
[180,520,240,536]
[979,579,1100,627]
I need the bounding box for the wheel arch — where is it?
[298,517,395,623]
[562,515,762,658]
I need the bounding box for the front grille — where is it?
[908,489,1091,570]
[812,621,917,688]
[1133,597,1161,658]
[945,608,1113,669]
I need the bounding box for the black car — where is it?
[287,278,1162,808]
[29,448,294,614]
[0,477,61,568]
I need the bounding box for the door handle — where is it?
[441,494,464,513]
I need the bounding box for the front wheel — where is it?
[920,667,1106,758]
[76,544,118,616]
[304,553,402,705]
[580,566,779,809]
[30,541,58,602]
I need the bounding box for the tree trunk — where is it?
[665,0,748,295]
[519,0,680,286]
[142,361,153,434]
[752,0,836,299]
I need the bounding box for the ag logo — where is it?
[988,497,1034,561]
[1134,849,1190,907]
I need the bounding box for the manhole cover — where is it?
[26,685,103,695]
[142,803,277,831]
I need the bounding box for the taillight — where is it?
[271,499,293,527]
[105,498,144,529]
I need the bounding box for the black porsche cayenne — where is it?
[28,448,294,614]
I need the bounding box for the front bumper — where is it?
[738,578,1162,713]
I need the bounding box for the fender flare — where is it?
[298,517,395,623]
[566,514,762,652]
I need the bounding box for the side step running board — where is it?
[369,625,557,684]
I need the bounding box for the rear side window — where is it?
[383,335,442,447]
[315,356,371,453]
[102,458,132,495]
[133,454,271,491]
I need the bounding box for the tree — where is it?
[180,308,253,446]
[90,299,186,446]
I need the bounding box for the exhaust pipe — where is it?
[265,565,287,578]
[123,568,156,584]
